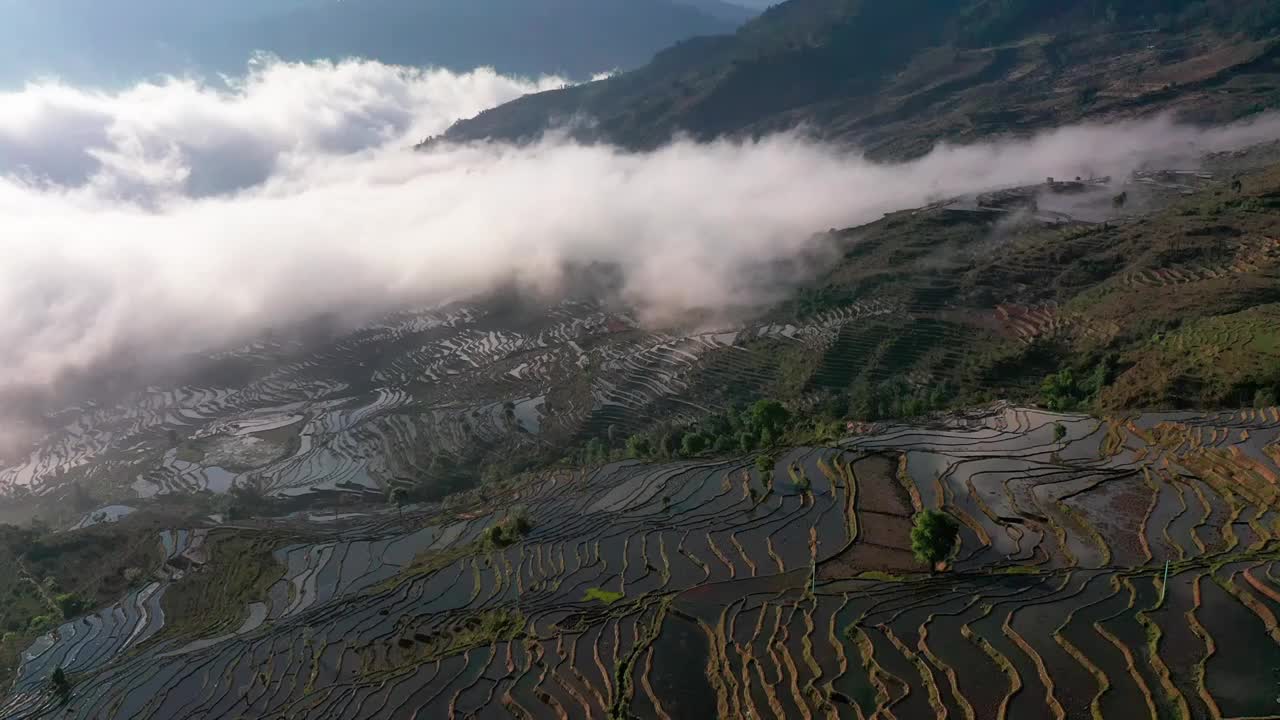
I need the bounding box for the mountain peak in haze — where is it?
[672,0,758,23]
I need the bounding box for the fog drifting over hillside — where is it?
[2,57,1278,400]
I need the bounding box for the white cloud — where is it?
[0,57,568,199]
[1,56,1277,398]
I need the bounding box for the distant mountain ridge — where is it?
[443,0,1280,157]
[673,0,759,23]
[0,0,751,87]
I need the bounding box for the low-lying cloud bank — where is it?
[2,57,1278,399]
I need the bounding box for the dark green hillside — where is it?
[758,152,1280,415]
[443,0,1280,157]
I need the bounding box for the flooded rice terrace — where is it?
[0,298,894,502]
[5,404,1280,718]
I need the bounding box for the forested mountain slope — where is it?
[443,0,1280,157]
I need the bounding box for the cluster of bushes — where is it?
[493,376,964,484]
[569,381,958,472]
[55,593,87,620]
[1246,367,1280,408]
[755,453,777,476]
[846,380,955,422]
[0,526,107,652]
[28,615,55,633]
[483,509,532,549]
[625,399,794,461]
[1255,387,1279,409]
[1040,358,1114,411]
[580,436,615,466]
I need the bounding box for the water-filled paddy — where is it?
[7,405,1280,718]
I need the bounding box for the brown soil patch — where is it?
[820,453,918,577]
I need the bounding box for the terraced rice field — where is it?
[7,404,1280,718]
[7,162,1277,509]
[0,299,893,503]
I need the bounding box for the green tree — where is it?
[681,433,708,456]
[584,438,608,464]
[1081,357,1114,397]
[700,414,732,438]
[51,666,70,704]
[509,508,532,536]
[626,434,653,458]
[55,593,86,620]
[755,454,774,475]
[1053,423,1067,446]
[750,400,791,434]
[760,427,778,447]
[1042,359,1113,411]
[1041,369,1082,411]
[910,510,960,569]
[484,508,533,549]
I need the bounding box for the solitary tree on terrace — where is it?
[51,667,70,704]
[911,510,960,570]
